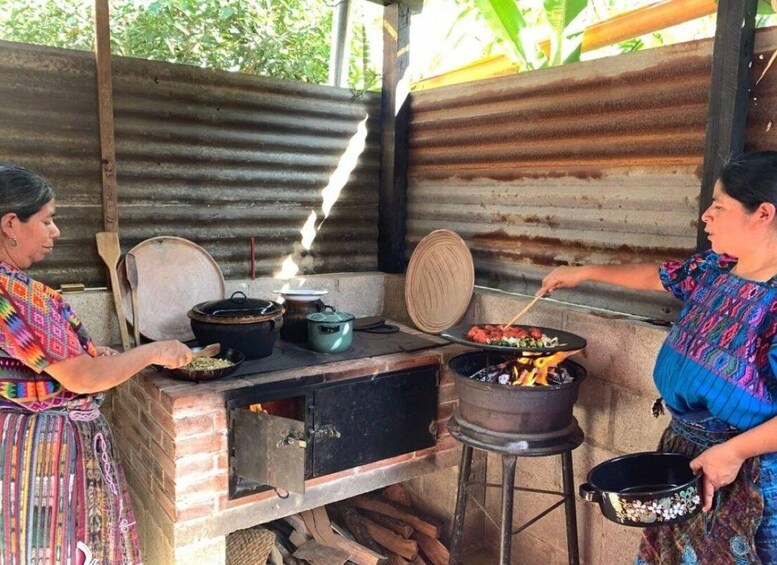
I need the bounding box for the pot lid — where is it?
[189,291,284,324]
[405,229,474,334]
[306,309,354,323]
[117,236,225,342]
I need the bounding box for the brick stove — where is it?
[106,323,469,564]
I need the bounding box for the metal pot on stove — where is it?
[188,291,284,360]
[306,307,355,353]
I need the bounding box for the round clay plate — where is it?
[405,229,474,334]
[117,236,225,342]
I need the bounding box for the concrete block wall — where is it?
[384,275,673,565]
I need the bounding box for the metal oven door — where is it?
[231,408,308,494]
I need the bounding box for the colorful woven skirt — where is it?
[0,407,141,564]
[635,412,777,564]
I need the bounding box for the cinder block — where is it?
[610,388,670,453]
[174,536,226,565]
[562,309,667,397]
[574,376,616,448]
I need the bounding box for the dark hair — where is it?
[719,151,777,213]
[0,165,55,221]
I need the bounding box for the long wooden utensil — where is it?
[125,251,141,347]
[96,232,131,351]
[192,343,221,359]
[501,292,546,330]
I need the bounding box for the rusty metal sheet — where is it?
[406,28,777,319]
[0,40,380,287]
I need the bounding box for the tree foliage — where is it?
[0,0,381,89]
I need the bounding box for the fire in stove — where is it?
[469,350,581,387]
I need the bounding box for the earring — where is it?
[8,237,17,248]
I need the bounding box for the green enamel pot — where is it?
[306,307,355,353]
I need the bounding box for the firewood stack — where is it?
[262,484,450,565]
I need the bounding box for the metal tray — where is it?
[439,322,587,354]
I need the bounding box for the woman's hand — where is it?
[690,442,745,511]
[538,266,590,296]
[151,340,195,369]
[95,345,119,357]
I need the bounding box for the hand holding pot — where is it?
[690,442,745,511]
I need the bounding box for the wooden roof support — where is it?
[94,0,119,233]
[697,0,758,251]
[378,2,412,273]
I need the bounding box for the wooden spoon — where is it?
[500,290,548,330]
[96,232,131,351]
[192,343,221,358]
[125,251,141,347]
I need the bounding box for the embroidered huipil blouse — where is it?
[654,251,777,430]
[0,261,98,412]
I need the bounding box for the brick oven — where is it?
[106,322,471,564]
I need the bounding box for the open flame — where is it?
[475,350,581,387]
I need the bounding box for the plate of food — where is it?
[439,322,586,354]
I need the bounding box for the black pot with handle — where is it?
[188,291,284,360]
[579,452,703,527]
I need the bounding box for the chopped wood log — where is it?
[411,531,449,565]
[293,540,349,565]
[329,504,387,557]
[365,512,414,538]
[362,517,419,561]
[381,484,413,507]
[332,535,388,565]
[411,555,430,565]
[387,553,411,565]
[350,496,441,539]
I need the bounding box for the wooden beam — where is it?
[378,2,411,273]
[696,0,758,251]
[94,0,119,233]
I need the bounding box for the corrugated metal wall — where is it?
[407,27,777,319]
[0,40,381,287]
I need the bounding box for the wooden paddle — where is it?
[125,251,141,347]
[192,343,221,359]
[96,232,131,351]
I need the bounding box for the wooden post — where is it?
[696,0,758,251]
[94,0,119,233]
[378,2,411,273]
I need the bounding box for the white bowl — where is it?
[273,288,328,302]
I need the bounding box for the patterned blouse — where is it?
[654,250,777,430]
[0,261,98,412]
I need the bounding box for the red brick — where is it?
[170,394,224,413]
[212,410,227,430]
[138,409,163,445]
[437,401,456,422]
[438,383,457,404]
[176,454,216,477]
[215,453,228,472]
[177,473,228,499]
[177,500,218,522]
[173,414,215,440]
[174,433,226,459]
[146,437,176,477]
[129,381,150,411]
[147,398,175,433]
